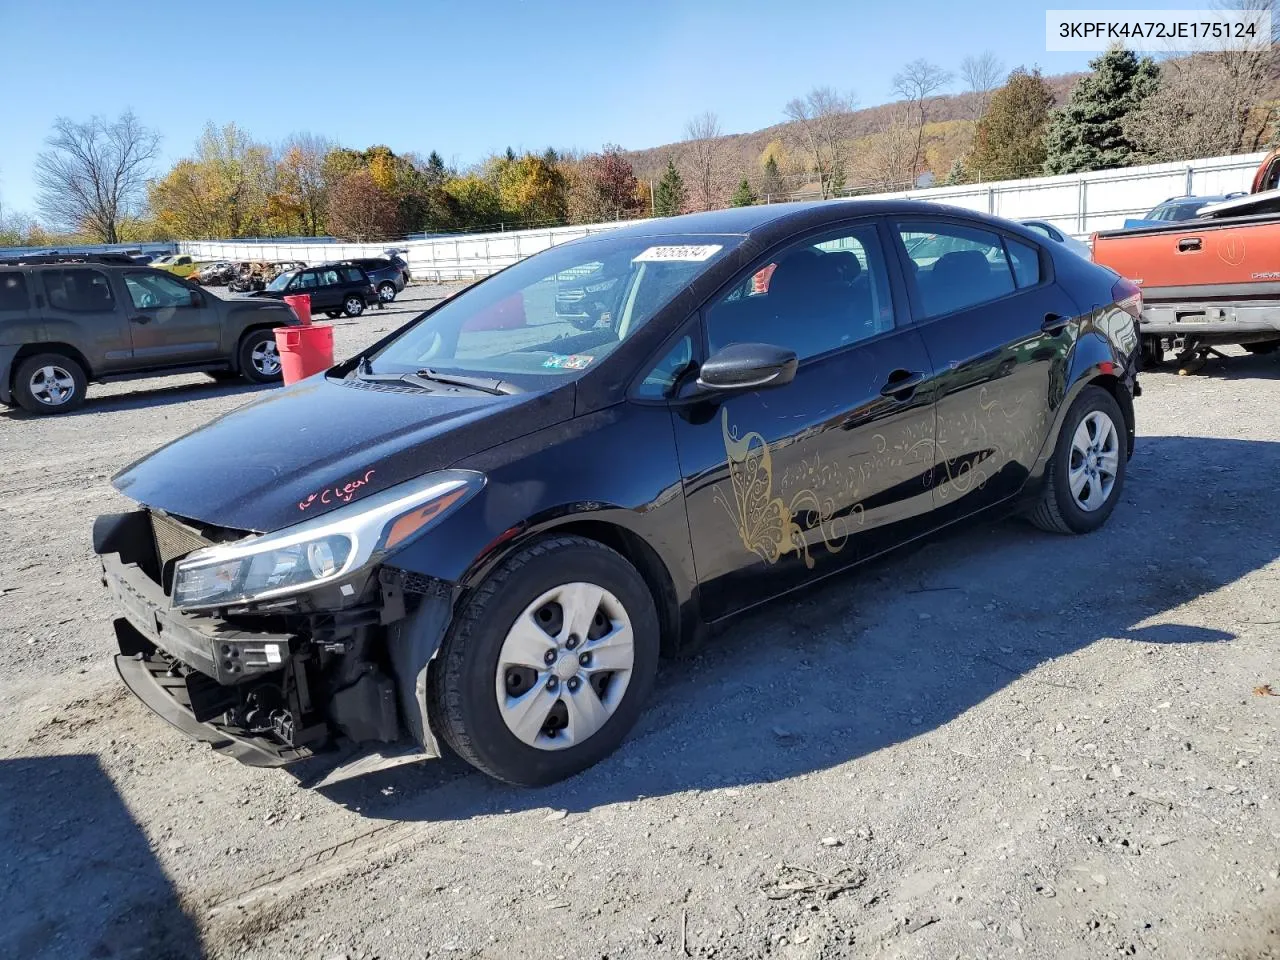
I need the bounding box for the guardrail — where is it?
[178,150,1269,278]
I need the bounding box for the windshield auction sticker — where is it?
[1046,9,1270,51]
[543,354,594,370]
[633,244,723,263]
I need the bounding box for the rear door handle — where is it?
[1177,237,1202,252]
[880,369,925,399]
[130,315,151,325]
[1041,312,1070,334]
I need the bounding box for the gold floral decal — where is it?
[713,409,849,568]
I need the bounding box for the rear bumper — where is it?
[1140,301,1280,343]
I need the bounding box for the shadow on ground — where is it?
[305,434,1277,824]
[0,754,203,959]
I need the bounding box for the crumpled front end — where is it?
[95,507,458,775]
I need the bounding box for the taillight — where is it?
[1112,277,1142,320]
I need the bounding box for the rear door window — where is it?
[42,268,116,313]
[318,268,341,287]
[896,222,1016,319]
[0,271,30,311]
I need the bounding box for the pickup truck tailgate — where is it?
[1092,218,1280,296]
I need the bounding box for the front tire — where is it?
[1029,385,1127,535]
[237,330,283,384]
[430,535,660,786]
[342,296,365,318]
[13,353,87,415]
[377,282,397,303]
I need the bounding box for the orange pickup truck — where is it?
[1091,149,1280,366]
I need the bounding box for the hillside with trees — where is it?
[3,39,1278,247]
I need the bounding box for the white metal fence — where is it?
[179,151,1269,281]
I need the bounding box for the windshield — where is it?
[367,234,740,381]
[266,270,296,292]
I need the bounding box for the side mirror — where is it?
[188,290,202,307]
[696,342,798,393]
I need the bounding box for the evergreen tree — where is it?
[760,155,784,201]
[969,68,1055,181]
[424,150,447,188]
[730,178,757,206]
[1043,47,1159,174]
[942,156,968,185]
[829,160,847,195]
[653,159,686,216]
[542,146,560,165]
[504,146,517,162]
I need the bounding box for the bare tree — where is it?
[960,51,1005,121]
[854,108,918,191]
[892,59,953,181]
[34,111,160,242]
[682,112,731,211]
[783,87,857,199]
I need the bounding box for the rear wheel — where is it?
[1028,385,1127,535]
[237,330,283,384]
[377,282,397,303]
[430,535,659,786]
[13,353,87,415]
[342,296,365,318]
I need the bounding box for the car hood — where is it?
[112,374,576,533]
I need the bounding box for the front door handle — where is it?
[1041,312,1070,334]
[130,315,151,325]
[880,369,925,399]
[1177,237,1202,252]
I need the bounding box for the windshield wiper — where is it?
[412,368,517,396]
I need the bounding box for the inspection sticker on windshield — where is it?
[543,354,595,370]
[633,244,723,263]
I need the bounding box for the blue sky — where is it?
[0,0,1213,215]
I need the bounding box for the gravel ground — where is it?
[0,288,1277,960]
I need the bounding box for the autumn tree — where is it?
[1043,47,1159,174]
[493,152,568,226]
[653,159,686,216]
[891,59,952,180]
[855,108,918,190]
[327,170,399,239]
[34,111,160,242]
[444,175,503,230]
[683,111,731,211]
[566,146,642,224]
[968,68,1055,181]
[783,87,856,198]
[270,133,332,235]
[150,123,273,238]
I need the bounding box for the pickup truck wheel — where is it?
[1141,337,1165,368]
[238,330,283,384]
[1028,385,1126,535]
[13,353,87,415]
[342,296,365,318]
[430,535,659,786]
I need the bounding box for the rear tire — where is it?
[377,282,396,303]
[13,353,87,415]
[430,535,659,786]
[237,330,283,384]
[1028,385,1127,535]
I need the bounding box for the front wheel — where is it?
[238,330,283,384]
[342,296,365,318]
[430,535,660,786]
[377,282,397,303]
[1028,385,1127,535]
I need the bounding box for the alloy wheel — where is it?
[378,283,396,302]
[345,297,363,316]
[250,339,281,376]
[28,365,76,406]
[494,582,635,751]
[1068,410,1119,512]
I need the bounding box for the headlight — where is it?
[172,469,484,610]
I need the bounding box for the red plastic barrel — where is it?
[283,293,312,325]
[274,324,334,385]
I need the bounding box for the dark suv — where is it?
[252,262,378,317]
[347,255,410,304]
[0,254,297,415]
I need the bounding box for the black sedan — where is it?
[95,201,1141,787]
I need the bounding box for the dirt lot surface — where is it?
[1,287,1277,959]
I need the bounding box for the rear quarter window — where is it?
[0,271,30,311]
[343,267,366,283]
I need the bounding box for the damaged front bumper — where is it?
[97,510,458,779]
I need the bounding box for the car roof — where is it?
[580,199,1027,243]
